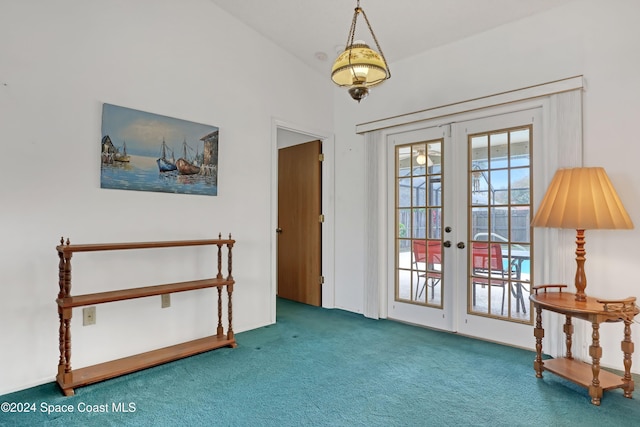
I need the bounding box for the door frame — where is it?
[363,82,584,353]
[271,118,335,322]
[380,104,547,345]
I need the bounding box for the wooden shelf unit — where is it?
[530,285,638,405]
[55,235,236,396]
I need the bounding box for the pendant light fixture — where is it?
[331,0,391,102]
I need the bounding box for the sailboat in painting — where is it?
[176,138,201,175]
[114,141,130,163]
[157,139,177,172]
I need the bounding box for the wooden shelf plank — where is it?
[57,238,234,254]
[543,358,625,390]
[57,278,234,308]
[57,335,236,393]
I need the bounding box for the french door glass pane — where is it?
[398,178,412,207]
[468,126,532,322]
[510,167,530,205]
[510,129,530,167]
[395,139,444,307]
[398,209,412,240]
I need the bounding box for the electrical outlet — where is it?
[161,293,171,308]
[83,306,96,326]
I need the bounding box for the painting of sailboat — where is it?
[157,139,177,172]
[176,139,201,175]
[114,141,130,163]
[100,103,219,196]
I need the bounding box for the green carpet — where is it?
[2,298,639,426]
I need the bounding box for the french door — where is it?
[387,125,454,331]
[388,108,540,348]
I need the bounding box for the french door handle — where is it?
[457,242,466,249]
[443,240,451,248]
[276,228,283,233]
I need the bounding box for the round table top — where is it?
[530,288,638,319]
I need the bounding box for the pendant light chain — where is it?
[345,7,359,78]
[345,6,359,49]
[359,8,390,79]
[343,2,391,80]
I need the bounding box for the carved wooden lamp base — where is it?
[573,229,587,302]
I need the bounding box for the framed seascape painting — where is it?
[100,103,219,196]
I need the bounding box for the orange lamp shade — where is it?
[532,167,633,230]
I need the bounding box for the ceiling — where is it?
[209,0,575,76]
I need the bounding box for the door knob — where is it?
[457,242,465,249]
[445,226,452,233]
[443,240,451,248]
[276,228,283,233]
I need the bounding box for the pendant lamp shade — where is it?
[331,1,390,102]
[331,43,389,87]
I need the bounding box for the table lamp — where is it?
[531,167,633,301]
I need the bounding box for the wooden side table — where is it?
[530,284,638,405]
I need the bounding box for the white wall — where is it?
[0,0,332,395]
[333,0,640,372]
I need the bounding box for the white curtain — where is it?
[363,131,382,319]
[537,89,584,357]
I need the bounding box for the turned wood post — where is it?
[227,283,234,341]
[216,286,224,337]
[589,322,603,405]
[533,306,544,378]
[57,240,66,369]
[57,237,73,376]
[216,235,223,279]
[227,234,233,281]
[564,315,573,359]
[622,318,635,398]
[573,229,587,302]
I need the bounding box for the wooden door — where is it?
[277,140,322,306]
